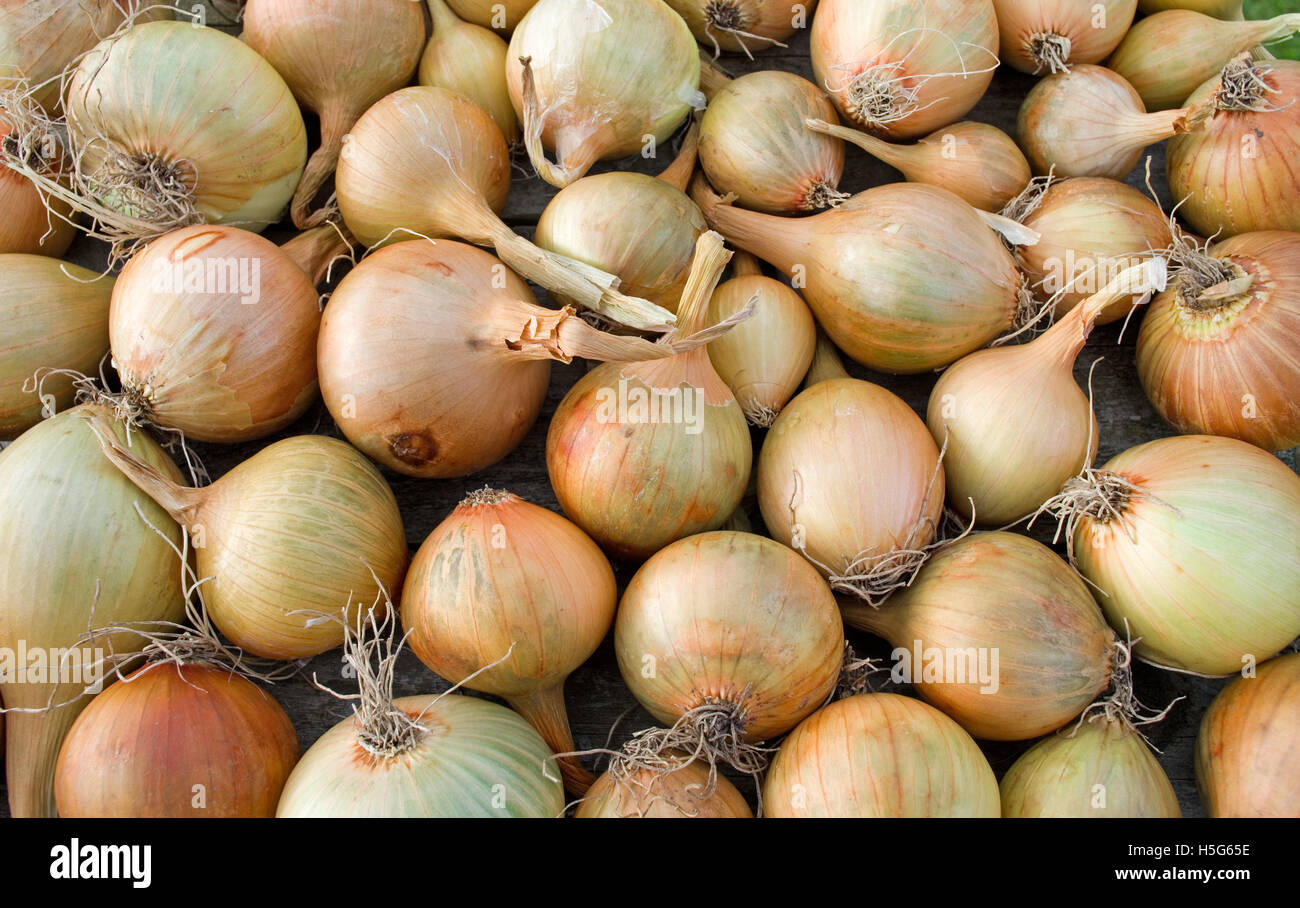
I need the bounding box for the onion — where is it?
[664,0,809,56]
[698,70,845,214]
[763,693,1000,817]
[576,759,752,817]
[693,175,1021,373]
[1167,57,1300,237]
[0,404,185,816]
[810,0,1000,140]
[1043,434,1300,676]
[505,0,701,188]
[546,232,753,560]
[401,488,615,795]
[806,118,1031,213]
[1000,715,1181,817]
[335,85,676,331]
[992,0,1136,75]
[801,328,850,387]
[446,0,536,31]
[420,0,519,145]
[927,259,1167,527]
[1140,0,1243,19]
[1196,653,1300,817]
[0,112,75,256]
[80,408,409,661]
[243,0,425,229]
[0,255,111,440]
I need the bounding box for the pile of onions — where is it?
[692,176,1021,373]
[1054,434,1300,676]
[1000,715,1181,817]
[243,0,425,228]
[1140,0,1244,19]
[927,258,1167,526]
[758,377,943,602]
[400,489,616,795]
[546,232,752,560]
[505,0,701,188]
[0,113,75,256]
[0,404,185,816]
[1167,58,1300,237]
[1111,9,1300,111]
[446,0,536,32]
[1138,231,1300,452]
[0,255,111,439]
[992,0,1136,75]
[577,759,752,817]
[420,0,519,145]
[763,693,1001,817]
[335,85,675,331]
[1196,653,1300,817]
[810,0,1000,140]
[81,408,409,661]
[664,0,808,56]
[697,69,846,214]
[848,532,1116,741]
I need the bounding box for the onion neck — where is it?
[673,231,731,336]
[4,707,79,817]
[839,598,891,637]
[77,406,204,521]
[280,223,355,286]
[698,51,732,101]
[290,98,356,229]
[1250,13,1300,47]
[805,117,915,178]
[730,250,762,278]
[803,331,850,387]
[426,0,462,33]
[506,685,594,796]
[656,119,699,193]
[689,173,809,277]
[1115,107,1188,148]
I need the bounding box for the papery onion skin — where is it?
[665,0,812,55]
[1138,231,1300,452]
[576,760,753,817]
[420,0,520,144]
[1072,435,1300,676]
[0,116,75,256]
[0,404,185,817]
[446,0,536,31]
[0,255,111,440]
[53,662,300,818]
[993,0,1136,75]
[1196,653,1300,817]
[1000,716,1181,817]
[763,693,1001,817]
[276,694,565,818]
[1139,0,1243,19]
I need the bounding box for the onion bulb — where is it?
[664,0,810,56]
[420,0,519,145]
[243,0,425,229]
[810,0,1000,140]
[446,0,536,31]
[1140,0,1243,19]
[1196,653,1300,817]
[401,489,616,796]
[992,0,1136,75]
[0,404,185,817]
[506,0,701,188]
[763,693,1001,817]
[577,759,753,817]
[0,112,75,256]
[0,255,112,440]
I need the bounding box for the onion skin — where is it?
[420,0,520,144]
[665,0,812,55]
[53,662,300,818]
[1140,0,1243,19]
[276,694,565,818]
[576,761,753,817]
[763,693,1001,817]
[1072,435,1300,676]
[0,255,112,440]
[446,0,536,31]
[1196,653,1300,817]
[1138,231,1300,452]
[0,404,185,817]
[993,0,1136,75]
[0,115,75,256]
[1000,716,1181,817]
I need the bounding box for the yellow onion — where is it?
[506,0,701,188]
[1017,64,1211,179]
[1140,0,1243,19]
[693,176,1020,373]
[759,378,942,603]
[336,85,675,331]
[665,0,811,56]
[81,409,409,661]
[0,113,75,256]
[1167,58,1300,237]
[763,693,1000,817]
[810,0,1000,140]
[446,0,536,31]
[576,759,752,817]
[107,225,320,444]
[1196,653,1300,817]
[546,232,752,560]
[801,328,850,388]
[847,532,1116,741]
[53,661,300,817]
[993,0,1136,74]
[0,255,112,440]
[927,259,1166,526]
[1111,9,1300,111]
[401,489,616,796]
[1000,715,1181,817]
[706,253,816,427]
[806,118,1031,212]
[243,0,425,229]
[420,0,519,144]
[1051,435,1300,676]
[0,404,185,816]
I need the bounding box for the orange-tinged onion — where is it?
[1196,653,1300,817]
[243,0,425,229]
[1140,0,1243,19]
[665,0,813,56]
[992,0,1136,75]
[576,759,753,817]
[763,693,1001,817]
[53,661,299,817]
[0,113,75,256]
[810,0,1000,140]
[420,0,519,144]
[446,0,536,31]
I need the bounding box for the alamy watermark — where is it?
[0,641,106,691]
[593,377,705,436]
[151,254,262,305]
[890,641,1000,694]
